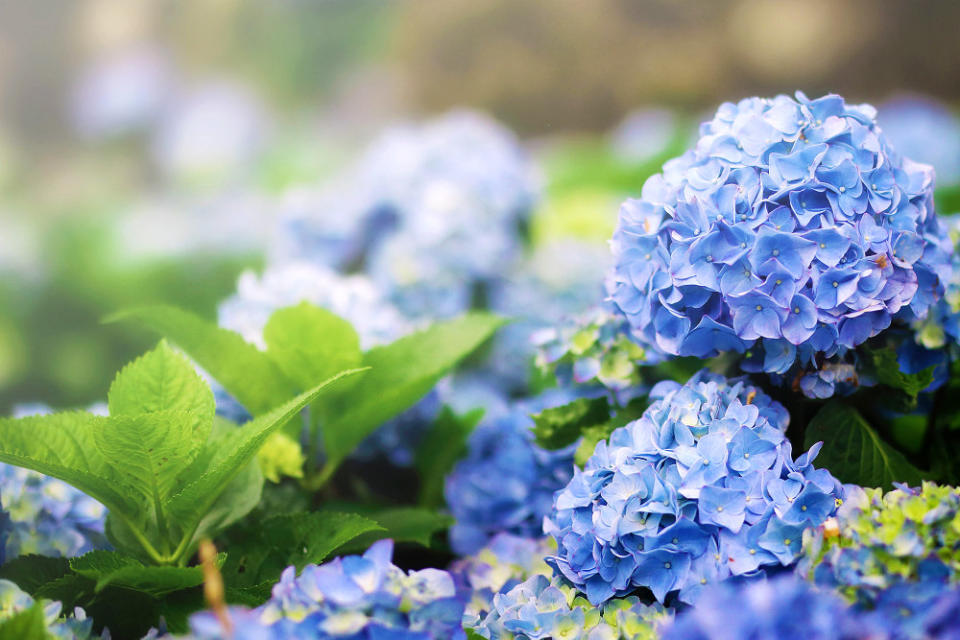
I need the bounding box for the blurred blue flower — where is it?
[445,389,598,556]
[0,405,108,560]
[545,371,842,605]
[608,93,954,399]
[878,95,960,187]
[470,573,670,640]
[0,579,98,639]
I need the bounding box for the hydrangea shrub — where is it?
[608,92,953,397]
[546,371,843,605]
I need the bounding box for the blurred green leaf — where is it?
[415,406,484,508]
[533,396,610,450]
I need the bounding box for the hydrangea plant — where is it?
[469,573,670,640]
[546,371,843,605]
[798,482,960,604]
[607,92,953,398]
[0,579,98,639]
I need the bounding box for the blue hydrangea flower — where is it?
[445,389,598,556]
[546,371,843,605]
[878,95,960,187]
[449,534,554,621]
[217,262,436,467]
[914,214,960,349]
[470,573,670,640]
[0,579,99,639]
[0,405,108,560]
[661,575,882,640]
[608,92,954,398]
[257,539,465,639]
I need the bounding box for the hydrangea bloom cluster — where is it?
[217,261,436,467]
[608,92,953,398]
[0,579,98,639]
[275,111,539,319]
[661,575,882,640]
[449,534,554,620]
[469,574,670,640]
[0,405,107,559]
[798,483,960,604]
[914,215,960,349]
[545,371,843,605]
[445,389,595,556]
[240,539,464,639]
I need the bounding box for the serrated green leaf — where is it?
[0,556,70,595]
[165,368,366,551]
[533,396,611,450]
[415,407,484,508]
[0,602,49,640]
[108,305,298,415]
[805,401,925,489]
[108,341,214,445]
[331,507,453,554]
[94,410,201,536]
[222,512,383,589]
[322,313,504,467]
[0,412,139,518]
[70,550,217,596]
[263,303,362,391]
[182,458,263,554]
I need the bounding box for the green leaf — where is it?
[805,401,925,489]
[0,556,70,595]
[861,347,935,409]
[0,603,50,640]
[466,630,486,640]
[70,550,216,597]
[108,305,298,415]
[574,422,618,467]
[263,303,362,391]
[415,407,484,508]
[108,340,215,445]
[0,411,139,518]
[322,313,504,466]
[165,368,366,552]
[331,507,453,553]
[533,396,611,450]
[221,512,383,589]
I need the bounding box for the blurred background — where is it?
[2,0,960,412]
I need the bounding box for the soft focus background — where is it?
[3,0,960,412]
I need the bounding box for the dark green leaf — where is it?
[533,396,610,450]
[331,507,453,553]
[108,305,298,415]
[0,555,70,594]
[321,313,504,466]
[415,407,484,508]
[861,347,935,409]
[70,551,216,597]
[805,401,925,489]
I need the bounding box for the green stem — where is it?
[302,460,339,492]
[123,518,169,566]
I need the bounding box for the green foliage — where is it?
[221,512,383,601]
[330,507,454,554]
[108,306,297,416]
[415,406,484,508]
[533,396,611,450]
[0,342,363,565]
[0,603,49,640]
[860,346,936,411]
[69,550,218,597]
[319,313,504,472]
[805,401,925,489]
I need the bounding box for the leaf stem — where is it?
[302,460,339,492]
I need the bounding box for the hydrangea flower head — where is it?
[914,215,960,349]
[0,405,107,559]
[608,92,953,397]
[799,482,960,604]
[449,534,554,621]
[546,370,842,605]
[661,575,881,640]
[257,539,466,639]
[0,579,98,639]
[469,573,670,640]
[445,389,598,555]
